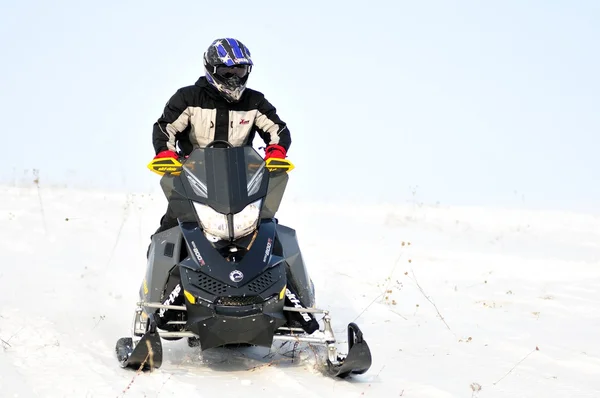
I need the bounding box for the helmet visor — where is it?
[215,64,250,79]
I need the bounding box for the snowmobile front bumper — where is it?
[115,301,372,378]
[183,293,288,350]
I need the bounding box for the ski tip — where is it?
[327,322,373,378]
[115,332,163,371]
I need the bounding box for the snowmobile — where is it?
[115,141,372,378]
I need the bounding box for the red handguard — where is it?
[264,144,286,160]
[154,150,178,160]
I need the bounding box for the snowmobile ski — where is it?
[115,318,163,370]
[326,322,372,378]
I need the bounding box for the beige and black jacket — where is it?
[152,77,291,156]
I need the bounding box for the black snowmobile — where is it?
[115,141,372,378]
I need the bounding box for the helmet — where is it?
[203,38,253,102]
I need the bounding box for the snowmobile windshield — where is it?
[178,145,269,215]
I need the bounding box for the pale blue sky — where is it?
[1,1,599,212]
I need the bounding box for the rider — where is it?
[151,37,291,237]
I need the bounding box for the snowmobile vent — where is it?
[246,270,276,293]
[164,242,175,258]
[216,296,266,306]
[191,275,229,296]
[189,270,278,297]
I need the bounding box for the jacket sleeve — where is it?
[254,96,292,151]
[152,89,192,154]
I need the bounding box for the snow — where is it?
[1,184,599,397]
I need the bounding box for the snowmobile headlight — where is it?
[192,202,229,240]
[233,199,262,239]
[192,199,262,240]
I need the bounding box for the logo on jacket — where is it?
[229,270,244,282]
[239,119,250,125]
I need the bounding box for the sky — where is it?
[1,0,599,212]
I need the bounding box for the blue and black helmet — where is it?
[203,38,254,102]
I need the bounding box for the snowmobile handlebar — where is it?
[205,140,233,148]
[146,148,295,176]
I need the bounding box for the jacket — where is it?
[152,76,291,156]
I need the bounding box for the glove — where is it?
[154,150,178,160]
[264,144,286,160]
